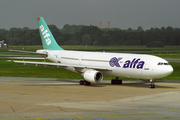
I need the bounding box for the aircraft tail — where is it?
[37,17,63,50]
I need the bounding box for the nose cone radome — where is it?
[161,65,173,77]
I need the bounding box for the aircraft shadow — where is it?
[23,79,177,89]
[99,81,176,89]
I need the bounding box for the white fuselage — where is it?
[37,49,173,80]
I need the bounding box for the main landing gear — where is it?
[111,77,122,85]
[149,79,156,88]
[79,80,91,86]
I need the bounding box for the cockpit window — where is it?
[157,62,170,65]
[164,63,170,65]
[158,62,163,65]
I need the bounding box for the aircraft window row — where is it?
[157,62,170,65]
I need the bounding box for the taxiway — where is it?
[0,77,180,120]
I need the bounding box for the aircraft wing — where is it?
[8,60,112,71]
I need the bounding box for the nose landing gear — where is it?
[149,79,156,88]
[149,83,155,88]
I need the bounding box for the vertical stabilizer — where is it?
[37,17,63,50]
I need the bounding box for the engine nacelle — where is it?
[81,70,103,83]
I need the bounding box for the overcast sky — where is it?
[0,0,180,30]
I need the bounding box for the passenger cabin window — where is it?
[157,62,170,65]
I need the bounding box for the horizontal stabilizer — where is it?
[9,50,47,56]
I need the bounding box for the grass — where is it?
[0,45,180,80]
[153,54,180,59]
[4,45,180,51]
[0,59,81,79]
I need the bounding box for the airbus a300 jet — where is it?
[10,17,173,88]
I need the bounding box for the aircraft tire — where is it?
[111,79,115,84]
[79,80,84,85]
[149,84,155,88]
[115,80,119,84]
[118,80,122,85]
[84,81,91,86]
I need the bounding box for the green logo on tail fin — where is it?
[37,17,63,50]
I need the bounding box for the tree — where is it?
[147,41,164,47]
[1,24,180,46]
[82,34,92,45]
[137,26,144,32]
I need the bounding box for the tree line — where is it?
[0,24,180,46]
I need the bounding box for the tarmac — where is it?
[0,77,180,120]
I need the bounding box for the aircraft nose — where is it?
[162,65,173,77]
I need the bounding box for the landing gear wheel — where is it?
[79,80,91,85]
[149,84,155,88]
[111,79,115,84]
[118,80,122,85]
[115,80,119,84]
[84,81,91,86]
[111,79,122,85]
[79,80,84,85]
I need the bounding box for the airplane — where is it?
[9,17,173,88]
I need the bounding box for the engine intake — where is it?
[81,70,103,83]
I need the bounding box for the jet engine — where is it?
[81,70,103,83]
